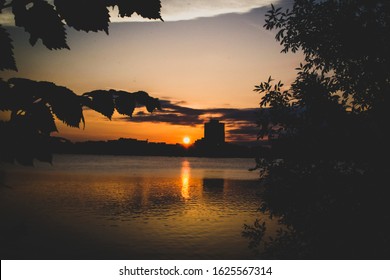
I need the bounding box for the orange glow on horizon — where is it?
[52,110,204,144]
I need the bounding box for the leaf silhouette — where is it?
[28,102,58,135]
[134,0,162,20]
[8,77,43,109]
[2,78,161,165]
[0,25,17,71]
[12,0,69,49]
[8,78,84,128]
[112,90,136,117]
[82,90,115,119]
[113,0,162,20]
[133,91,161,112]
[40,83,84,128]
[112,90,161,117]
[54,0,110,34]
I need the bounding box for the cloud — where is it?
[0,0,280,25]
[155,0,280,22]
[122,100,261,143]
[110,0,280,22]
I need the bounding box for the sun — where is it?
[183,136,191,145]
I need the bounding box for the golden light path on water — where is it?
[181,160,191,200]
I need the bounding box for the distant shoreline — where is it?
[50,138,264,159]
[52,152,256,159]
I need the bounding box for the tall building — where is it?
[204,119,225,145]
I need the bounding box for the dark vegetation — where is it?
[0,0,162,165]
[243,0,390,259]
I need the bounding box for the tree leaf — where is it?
[28,101,58,135]
[54,0,110,34]
[8,78,83,128]
[0,25,17,71]
[114,0,162,20]
[133,91,161,113]
[112,0,135,17]
[83,89,161,118]
[82,90,115,119]
[134,0,162,20]
[12,0,69,49]
[41,83,84,128]
[112,90,136,117]
[7,77,43,109]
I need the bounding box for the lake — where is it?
[0,155,274,259]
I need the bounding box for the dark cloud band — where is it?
[122,100,260,143]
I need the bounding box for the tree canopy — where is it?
[253,0,389,159]
[244,0,390,259]
[264,0,390,114]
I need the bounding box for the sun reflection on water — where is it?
[181,160,191,200]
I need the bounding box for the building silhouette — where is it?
[204,119,225,145]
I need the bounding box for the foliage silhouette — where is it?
[264,0,389,113]
[0,1,163,165]
[0,25,17,71]
[0,0,163,70]
[244,0,390,259]
[0,78,161,165]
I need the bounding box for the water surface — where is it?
[0,155,272,259]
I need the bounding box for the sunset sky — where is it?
[1,0,301,145]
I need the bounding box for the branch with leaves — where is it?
[0,1,164,165]
[0,78,161,165]
[0,0,163,71]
